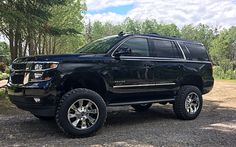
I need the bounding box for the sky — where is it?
[86,0,236,28]
[1,0,236,43]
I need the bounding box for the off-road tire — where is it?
[56,88,107,138]
[173,85,202,120]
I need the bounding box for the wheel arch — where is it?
[180,74,203,92]
[61,72,108,102]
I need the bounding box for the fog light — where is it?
[34,72,43,79]
[34,98,41,103]
[43,76,51,80]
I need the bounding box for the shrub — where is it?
[0,62,6,72]
[219,59,233,73]
[213,66,236,80]
[213,66,224,79]
[225,70,233,79]
[4,66,10,74]
[228,70,236,79]
[0,72,8,80]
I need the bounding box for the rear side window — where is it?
[119,38,149,57]
[179,42,191,60]
[184,43,209,61]
[150,39,183,58]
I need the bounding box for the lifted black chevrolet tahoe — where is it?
[8,33,214,137]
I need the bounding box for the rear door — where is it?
[149,38,184,93]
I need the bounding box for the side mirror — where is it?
[113,47,132,58]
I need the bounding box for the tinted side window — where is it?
[185,43,209,61]
[119,38,149,56]
[151,39,182,58]
[179,42,191,60]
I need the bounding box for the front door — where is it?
[108,37,156,103]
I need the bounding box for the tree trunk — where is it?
[9,28,16,61]
[28,28,35,55]
[23,40,28,56]
[14,27,19,58]
[48,36,52,54]
[38,33,42,54]
[34,35,38,55]
[18,34,23,57]
[42,34,46,55]
[52,37,56,54]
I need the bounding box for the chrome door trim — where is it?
[113,83,176,88]
[115,56,212,64]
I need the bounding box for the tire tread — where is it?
[173,85,202,120]
[55,88,107,138]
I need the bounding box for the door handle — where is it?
[144,63,154,68]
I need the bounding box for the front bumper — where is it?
[7,81,59,117]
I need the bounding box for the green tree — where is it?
[210,27,236,66]
[47,0,86,53]
[91,21,106,40]
[0,0,85,60]
[0,41,10,63]
[155,23,180,37]
[141,19,157,33]
[123,18,142,34]
[0,41,9,55]
[0,0,66,60]
[181,24,215,50]
[210,31,229,64]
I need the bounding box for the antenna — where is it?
[118,31,124,36]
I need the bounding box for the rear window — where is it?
[150,39,183,58]
[181,42,209,61]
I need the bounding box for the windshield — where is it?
[75,36,123,54]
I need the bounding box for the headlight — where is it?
[34,64,43,71]
[49,63,58,69]
[29,62,59,82]
[33,63,58,71]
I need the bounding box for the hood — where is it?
[13,54,106,63]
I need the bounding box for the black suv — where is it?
[8,33,214,137]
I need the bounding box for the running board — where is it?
[108,98,175,106]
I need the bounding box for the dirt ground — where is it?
[0,80,235,147]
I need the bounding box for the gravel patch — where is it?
[0,80,235,147]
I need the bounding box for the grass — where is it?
[0,88,5,98]
[0,88,12,108]
[216,79,236,83]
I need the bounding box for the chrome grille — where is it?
[10,63,28,84]
[12,64,26,70]
[11,74,24,84]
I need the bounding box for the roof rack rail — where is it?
[148,33,160,36]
